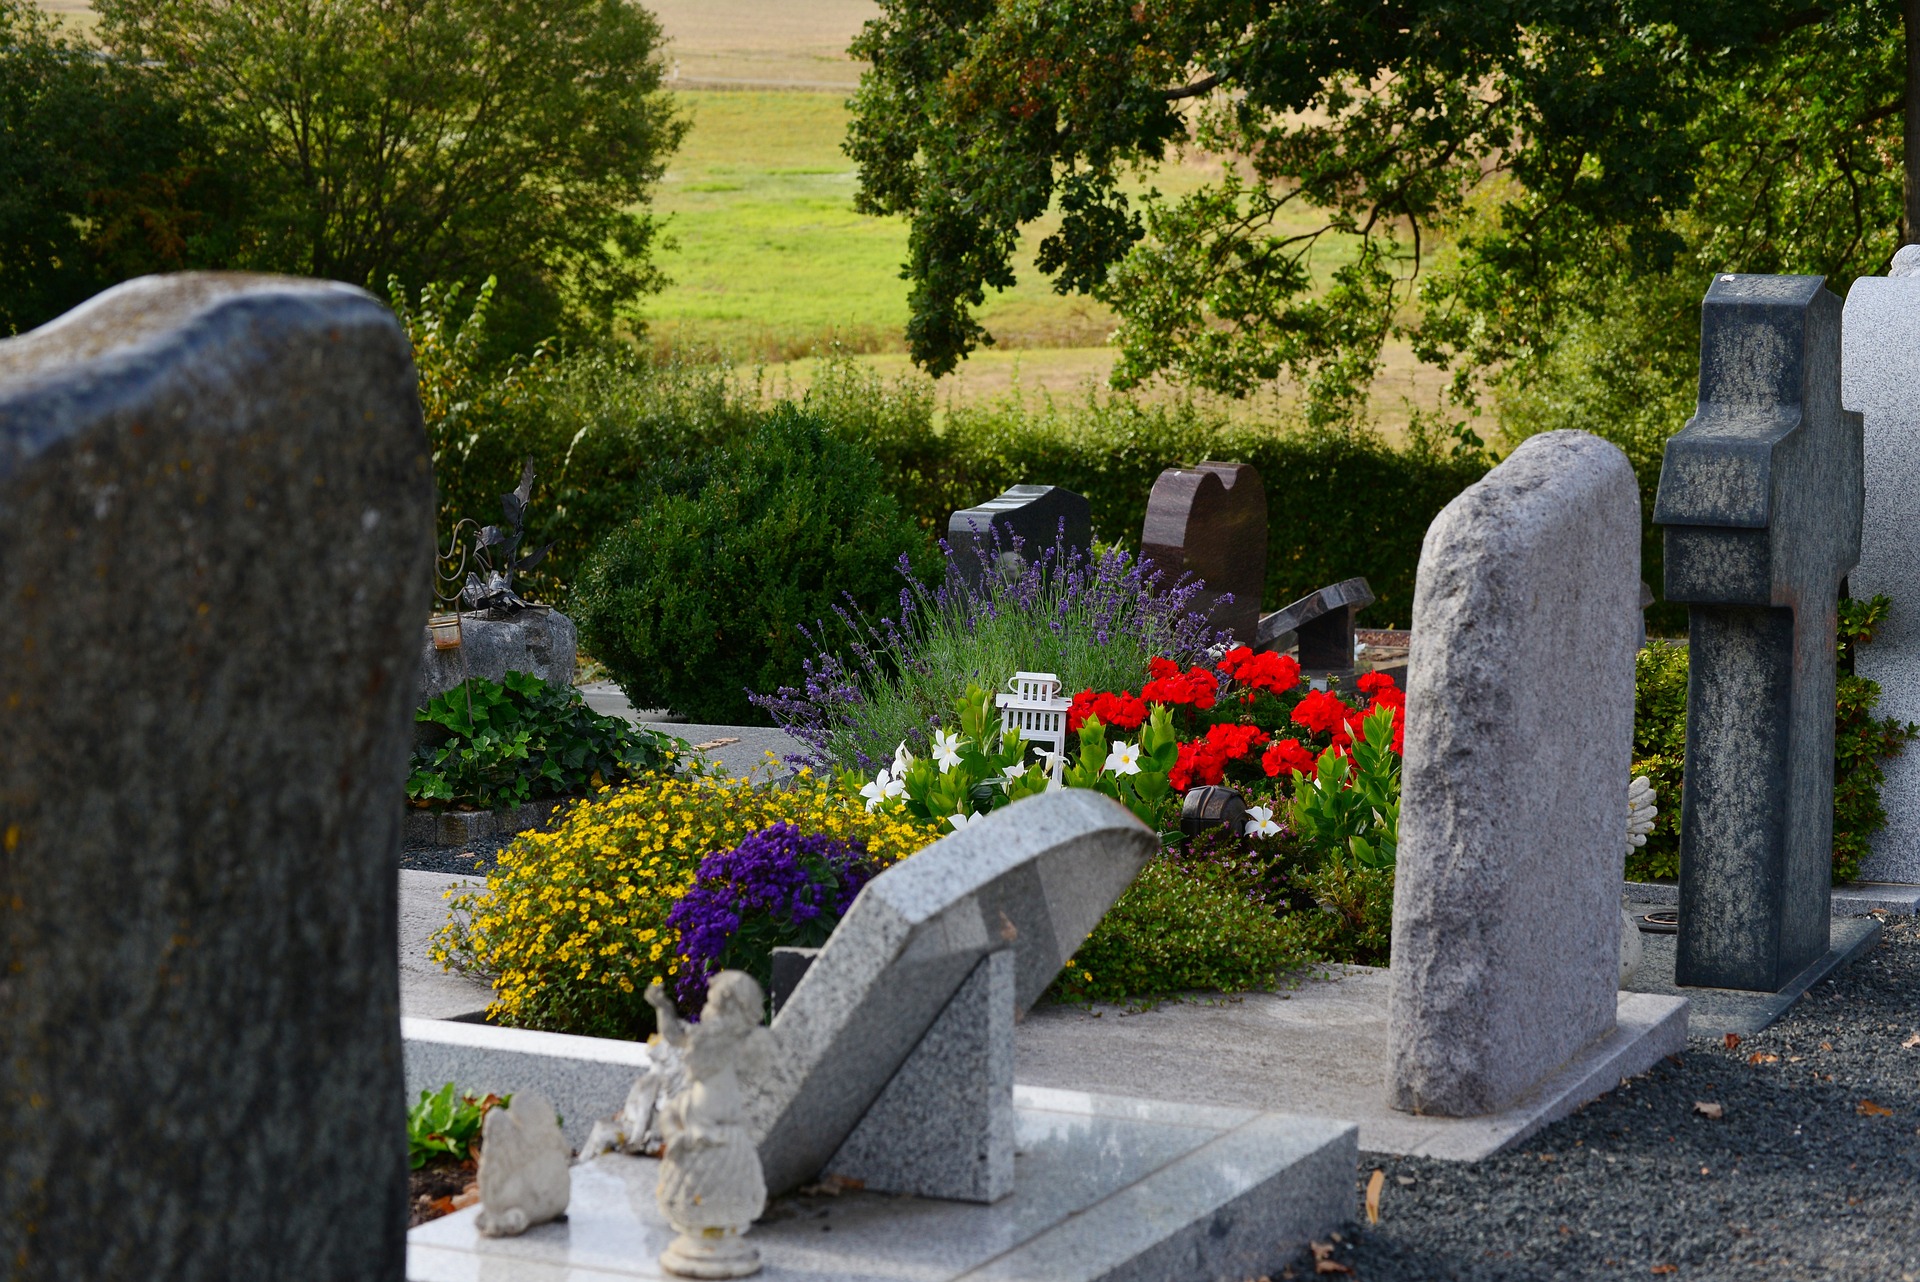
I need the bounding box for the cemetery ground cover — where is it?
[1336,914,1920,1281]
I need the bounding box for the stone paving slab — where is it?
[398,871,492,1022]
[1621,903,1882,1036]
[1014,965,1689,1161]
[578,680,804,778]
[405,1086,1356,1282]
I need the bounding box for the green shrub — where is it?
[573,406,927,725]
[1289,861,1397,968]
[1625,600,1919,884]
[1046,857,1314,1004]
[408,671,683,810]
[407,1083,499,1170]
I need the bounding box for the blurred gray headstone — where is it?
[1842,246,1920,883]
[1654,274,1862,992]
[1256,577,1375,670]
[1141,462,1267,643]
[947,484,1091,592]
[1389,431,1641,1116]
[748,789,1156,1201]
[0,275,433,1279]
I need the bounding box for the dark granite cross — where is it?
[1653,274,1863,992]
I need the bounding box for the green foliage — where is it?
[97,0,686,353]
[1627,641,1690,881]
[1625,603,1920,885]
[1289,860,1397,970]
[0,0,238,334]
[408,671,683,811]
[1062,707,1181,829]
[572,407,926,725]
[860,684,1050,833]
[1285,704,1401,868]
[1045,857,1313,1005]
[1835,595,1920,884]
[407,1083,500,1171]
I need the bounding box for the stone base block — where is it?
[407,1087,1356,1282]
[1016,966,1689,1162]
[1625,878,1920,916]
[1622,908,1882,1036]
[404,799,566,848]
[403,1018,656,1151]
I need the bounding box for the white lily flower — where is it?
[859,768,893,812]
[1004,758,1030,779]
[894,740,916,774]
[932,729,964,773]
[947,810,977,832]
[883,771,906,800]
[1245,804,1281,838]
[1104,740,1142,776]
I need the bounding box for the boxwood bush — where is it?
[571,405,926,725]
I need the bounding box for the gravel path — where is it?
[1333,914,1920,1281]
[399,829,520,876]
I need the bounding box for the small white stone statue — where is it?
[1619,776,1658,988]
[580,1038,689,1160]
[474,1090,571,1237]
[648,974,775,1279]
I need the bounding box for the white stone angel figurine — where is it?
[1626,775,1658,849]
[648,973,775,1279]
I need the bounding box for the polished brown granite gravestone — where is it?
[0,275,432,1280]
[1140,462,1267,642]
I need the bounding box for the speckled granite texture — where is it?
[1654,274,1862,992]
[749,789,1157,1196]
[0,275,432,1280]
[1389,431,1643,1117]
[1842,246,1920,884]
[827,949,1016,1202]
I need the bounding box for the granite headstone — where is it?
[1140,462,1267,642]
[1654,274,1862,992]
[416,606,577,706]
[1388,431,1641,1117]
[0,275,432,1279]
[947,484,1091,592]
[1255,576,1375,670]
[747,788,1156,1200]
[1842,246,1920,884]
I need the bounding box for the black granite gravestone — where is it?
[1141,462,1267,643]
[0,276,431,1278]
[947,484,1091,591]
[1653,274,1863,992]
[1255,577,1376,671]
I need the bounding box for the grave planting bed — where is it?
[1334,914,1920,1280]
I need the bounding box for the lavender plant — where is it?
[664,823,879,1015]
[751,525,1227,772]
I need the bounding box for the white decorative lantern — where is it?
[996,671,1072,786]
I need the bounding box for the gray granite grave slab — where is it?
[406,1086,1357,1282]
[826,950,1015,1202]
[0,274,430,1280]
[1622,902,1882,1036]
[1141,461,1267,642]
[1624,878,1920,916]
[1842,246,1920,885]
[947,483,1092,591]
[1017,970,1689,1161]
[1391,430,1646,1117]
[417,606,576,705]
[404,1017,658,1150]
[1654,274,1863,992]
[750,789,1158,1196]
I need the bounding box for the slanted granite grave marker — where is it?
[1256,576,1375,670]
[947,484,1091,591]
[1389,431,1649,1115]
[0,275,432,1279]
[1655,274,1862,992]
[1140,461,1267,642]
[1842,246,1920,885]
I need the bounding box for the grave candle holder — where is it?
[995,671,1071,787]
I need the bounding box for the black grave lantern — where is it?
[1179,785,1248,838]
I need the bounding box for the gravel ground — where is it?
[1329,914,1920,1281]
[399,829,521,876]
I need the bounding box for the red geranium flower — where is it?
[1203,722,1269,760]
[1261,738,1317,778]
[1142,664,1219,711]
[1066,689,1150,733]
[1355,671,1398,697]
[1219,646,1301,695]
[1290,688,1355,736]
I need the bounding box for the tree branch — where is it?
[1162,73,1222,101]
